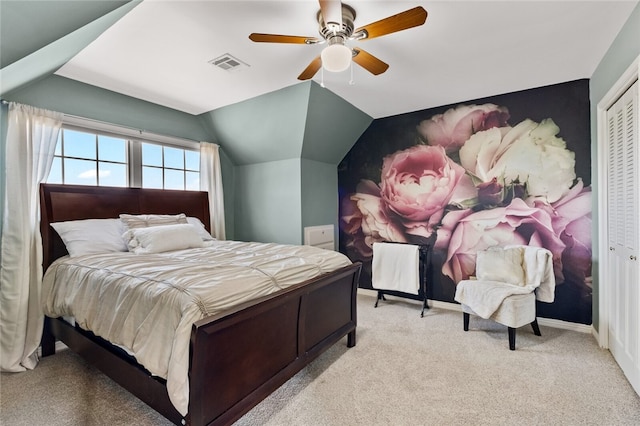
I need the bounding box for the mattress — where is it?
[42,240,352,415]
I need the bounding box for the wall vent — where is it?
[304,225,335,251]
[209,53,249,72]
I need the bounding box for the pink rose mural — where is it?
[435,198,566,284]
[417,104,510,153]
[338,80,592,324]
[379,145,475,239]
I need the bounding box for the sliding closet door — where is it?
[606,79,639,395]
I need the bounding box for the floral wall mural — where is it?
[338,79,592,324]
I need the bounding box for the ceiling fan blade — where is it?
[352,48,389,75]
[354,6,427,40]
[319,0,343,29]
[298,56,322,80]
[249,33,320,44]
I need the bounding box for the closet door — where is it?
[606,79,639,394]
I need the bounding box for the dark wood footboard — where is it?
[43,262,360,426]
[189,262,360,426]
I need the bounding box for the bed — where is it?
[39,183,361,426]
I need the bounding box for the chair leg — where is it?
[463,312,470,331]
[508,327,516,350]
[531,318,541,336]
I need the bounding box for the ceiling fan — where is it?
[249,1,427,80]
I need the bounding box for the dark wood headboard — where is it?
[40,184,210,270]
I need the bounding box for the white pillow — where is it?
[51,219,128,257]
[119,213,188,230]
[475,247,526,286]
[123,223,204,254]
[186,217,215,241]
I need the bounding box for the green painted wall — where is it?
[1,75,371,245]
[589,3,640,332]
[235,159,302,244]
[201,80,371,246]
[299,84,372,247]
[1,75,236,239]
[300,158,339,247]
[302,82,372,163]
[198,84,310,165]
[4,75,210,141]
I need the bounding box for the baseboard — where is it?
[536,317,592,334]
[358,288,593,334]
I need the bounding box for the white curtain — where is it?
[0,103,62,372]
[199,142,226,240]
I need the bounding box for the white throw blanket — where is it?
[517,245,556,302]
[372,243,420,295]
[454,246,555,319]
[455,281,534,319]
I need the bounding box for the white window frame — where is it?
[55,115,200,189]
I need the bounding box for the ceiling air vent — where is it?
[209,53,249,72]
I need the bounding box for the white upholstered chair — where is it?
[454,245,556,350]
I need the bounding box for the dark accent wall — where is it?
[339,79,592,324]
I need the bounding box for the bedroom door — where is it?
[605,78,639,396]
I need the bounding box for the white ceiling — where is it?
[55,0,638,119]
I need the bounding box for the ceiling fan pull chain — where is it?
[320,66,325,88]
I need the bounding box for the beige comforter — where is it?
[41,240,352,416]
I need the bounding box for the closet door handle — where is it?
[631,255,637,261]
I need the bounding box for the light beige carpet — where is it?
[2,292,639,425]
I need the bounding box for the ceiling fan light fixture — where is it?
[321,43,352,73]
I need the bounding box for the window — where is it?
[142,142,200,190]
[49,129,128,187]
[47,125,200,190]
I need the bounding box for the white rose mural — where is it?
[460,118,576,203]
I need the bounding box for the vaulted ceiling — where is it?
[2,1,638,120]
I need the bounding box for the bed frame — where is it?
[39,183,361,426]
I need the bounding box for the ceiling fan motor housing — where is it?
[318,3,356,41]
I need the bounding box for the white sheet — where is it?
[371,243,420,295]
[41,240,352,416]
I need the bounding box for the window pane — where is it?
[99,136,126,162]
[186,171,200,190]
[185,150,199,171]
[64,129,96,159]
[165,169,184,190]
[99,162,127,187]
[54,134,62,156]
[142,166,163,189]
[164,147,184,169]
[47,157,62,184]
[65,158,97,185]
[142,143,162,167]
